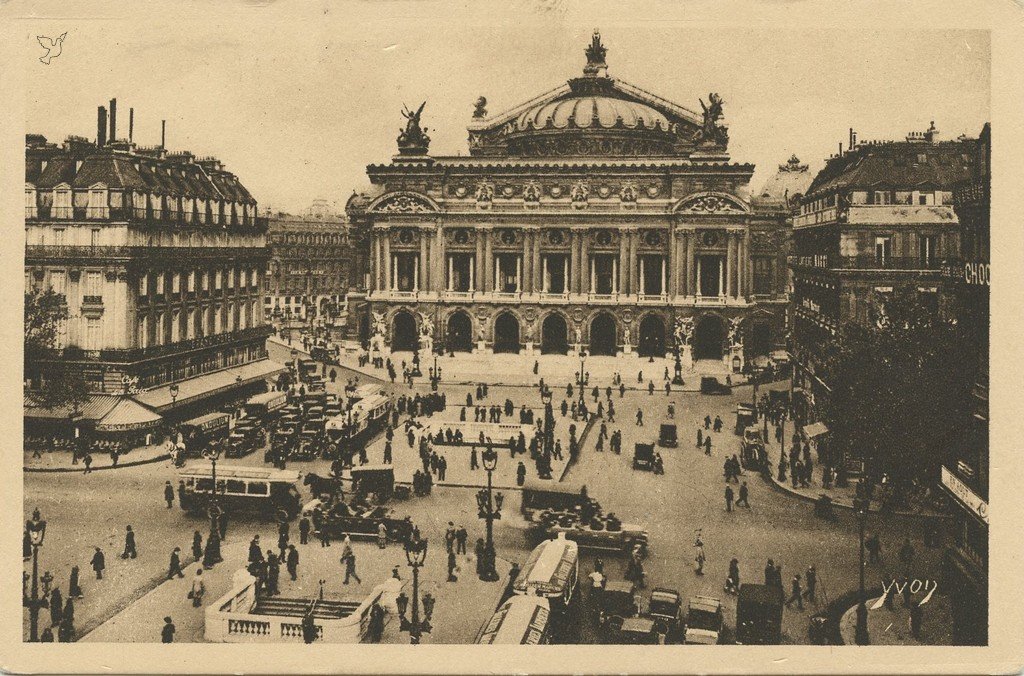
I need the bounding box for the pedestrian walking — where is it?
[704,435,712,455]
[697,428,703,448]
[299,517,311,545]
[57,615,75,643]
[83,453,93,474]
[377,522,388,549]
[704,415,711,430]
[438,455,447,481]
[517,461,527,486]
[725,485,734,512]
[456,526,468,555]
[68,565,83,599]
[445,523,456,552]
[190,569,206,607]
[62,597,75,630]
[164,481,175,508]
[725,558,740,594]
[803,565,817,602]
[785,574,804,610]
[286,544,299,581]
[90,547,105,580]
[168,547,185,579]
[341,536,361,584]
[694,536,706,575]
[278,531,289,561]
[121,525,137,559]
[636,410,644,426]
[49,587,63,627]
[737,481,750,508]
[447,549,458,582]
[266,552,281,596]
[470,446,479,470]
[161,617,175,643]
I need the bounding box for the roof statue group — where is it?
[395,30,730,157]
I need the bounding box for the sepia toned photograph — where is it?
[4,1,1021,673]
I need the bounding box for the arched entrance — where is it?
[493,313,521,354]
[693,314,725,361]
[446,311,473,353]
[391,311,418,351]
[589,313,617,356]
[747,321,772,359]
[541,313,569,355]
[637,314,666,358]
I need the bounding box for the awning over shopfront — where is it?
[94,399,163,433]
[24,394,120,423]
[132,360,286,413]
[802,422,830,439]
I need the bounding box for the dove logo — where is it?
[870,579,938,610]
[37,32,67,65]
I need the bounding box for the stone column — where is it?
[370,232,379,292]
[569,229,580,294]
[726,233,734,298]
[668,225,677,298]
[434,224,445,294]
[381,230,391,292]
[639,257,646,296]
[522,231,532,294]
[618,230,628,295]
[737,232,745,300]
[419,231,429,292]
[685,231,696,296]
[483,228,493,293]
[532,231,542,291]
[579,229,589,295]
[474,229,483,293]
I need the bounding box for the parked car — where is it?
[684,596,724,644]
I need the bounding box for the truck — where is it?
[735,583,783,645]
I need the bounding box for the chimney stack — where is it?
[97,106,107,146]
[109,98,117,143]
[839,142,843,156]
[129,108,134,143]
[161,120,166,148]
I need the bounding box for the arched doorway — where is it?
[392,311,418,351]
[637,314,665,358]
[693,314,725,361]
[589,313,617,356]
[541,313,569,355]
[747,321,771,359]
[446,311,473,353]
[493,313,521,354]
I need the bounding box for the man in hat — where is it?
[168,547,185,579]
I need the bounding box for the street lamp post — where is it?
[477,447,503,581]
[402,536,429,644]
[541,389,554,463]
[169,383,179,406]
[672,337,685,386]
[577,349,587,411]
[23,509,47,642]
[202,446,223,536]
[854,487,870,645]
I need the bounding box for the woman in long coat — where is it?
[49,587,63,627]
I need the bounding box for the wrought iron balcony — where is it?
[50,325,272,364]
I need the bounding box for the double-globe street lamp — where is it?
[476,447,503,582]
[401,536,430,644]
[854,484,871,645]
[202,445,223,537]
[540,388,555,463]
[577,349,588,412]
[23,509,47,642]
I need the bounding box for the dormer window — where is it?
[25,184,37,219]
[151,193,163,219]
[87,183,108,219]
[53,184,72,219]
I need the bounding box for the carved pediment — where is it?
[673,191,749,215]
[369,192,438,214]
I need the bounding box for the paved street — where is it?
[25,344,948,644]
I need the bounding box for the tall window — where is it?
[54,228,65,246]
[753,257,774,295]
[85,271,102,298]
[171,310,180,342]
[87,186,108,219]
[874,236,892,267]
[91,229,101,247]
[919,234,937,269]
[155,272,165,295]
[215,270,222,290]
[25,186,37,219]
[138,316,148,349]
[53,186,72,219]
[172,272,181,294]
[50,271,67,298]
[85,318,102,350]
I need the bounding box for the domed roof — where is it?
[514,96,672,133]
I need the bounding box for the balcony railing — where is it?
[25,204,265,231]
[82,295,104,305]
[838,255,942,271]
[49,325,272,364]
[26,245,269,263]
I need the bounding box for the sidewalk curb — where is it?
[25,453,171,474]
[760,472,950,520]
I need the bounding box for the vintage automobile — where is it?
[289,437,320,461]
[613,617,660,645]
[226,423,264,458]
[648,587,682,634]
[633,442,655,471]
[350,464,396,503]
[740,426,768,471]
[178,465,302,520]
[735,584,783,645]
[476,595,552,645]
[512,534,579,614]
[683,595,724,644]
[596,580,638,626]
[700,376,731,395]
[658,423,678,448]
[735,403,757,435]
[304,498,413,543]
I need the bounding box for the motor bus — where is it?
[179,412,231,457]
[475,596,552,645]
[512,534,579,613]
[244,391,288,426]
[178,465,302,520]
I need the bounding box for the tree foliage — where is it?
[820,293,975,487]
[25,289,91,412]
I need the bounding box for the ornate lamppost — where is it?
[577,349,587,411]
[672,335,685,386]
[854,484,871,645]
[202,445,223,536]
[540,388,554,463]
[23,509,47,642]
[401,536,430,644]
[476,447,503,581]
